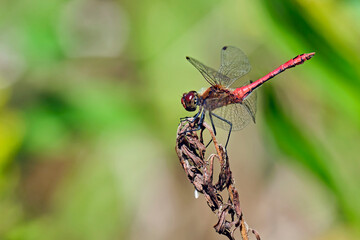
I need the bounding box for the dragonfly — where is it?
[181,46,315,148]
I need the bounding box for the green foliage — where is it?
[261,0,360,228]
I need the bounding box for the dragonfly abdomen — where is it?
[234,52,315,99]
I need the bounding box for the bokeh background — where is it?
[1,0,360,239]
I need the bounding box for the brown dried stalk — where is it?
[175,118,261,240]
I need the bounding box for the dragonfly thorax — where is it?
[181,91,199,112]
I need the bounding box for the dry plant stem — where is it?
[175,119,261,240]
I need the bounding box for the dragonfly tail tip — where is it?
[307,52,316,59]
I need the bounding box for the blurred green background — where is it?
[1,0,360,239]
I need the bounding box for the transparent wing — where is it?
[242,90,257,123]
[208,102,252,131]
[186,56,221,86]
[206,88,257,131]
[218,46,251,88]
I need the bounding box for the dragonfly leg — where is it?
[205,138,214,149]
[210,112,232,150]
[180,110,201,123]
[208,111,217,136]
[182,110,205,134]
[204,111,217,148]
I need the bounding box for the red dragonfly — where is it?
[181,46,315,148]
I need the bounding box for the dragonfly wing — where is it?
[186,56,221,86]
[206,89,257,131]
[242,90,257,123]
[218,46,251,88]
[208,102,252,131]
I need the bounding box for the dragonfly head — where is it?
[181,91,199,112]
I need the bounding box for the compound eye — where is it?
[181,91,198,112]
[185,92,195,102]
